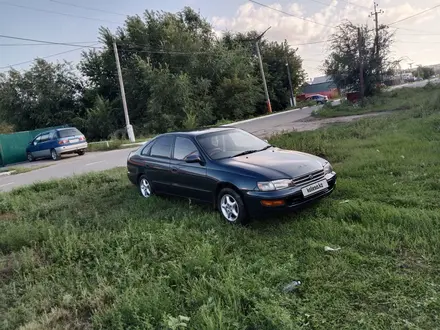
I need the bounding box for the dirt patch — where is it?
[256,112,393,138]
[0,212,17,221]
[0,254,14,280]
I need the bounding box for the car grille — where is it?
[293,169,325,187]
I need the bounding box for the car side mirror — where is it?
[263,139,268,143]
[185,154,202,164]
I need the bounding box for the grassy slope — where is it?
[2,104,440,329]
[314,83,440,118]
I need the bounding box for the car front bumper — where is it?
[244,172,337,218]
[55,142,88,154]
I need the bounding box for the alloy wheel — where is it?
[140,178,151,198]
[220,194,239,222]
[51,150,58,160]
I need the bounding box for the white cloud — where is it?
[210,1,440,78]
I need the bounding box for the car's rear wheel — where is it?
[218,188,248,225]
[27,152,34,162]
[77,150,85,156]
[50,149,60,161]
[138,175,153,198]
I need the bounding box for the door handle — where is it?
[171,167,178,173]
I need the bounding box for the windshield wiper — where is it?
[231,150,259,158]
[231,145,271,158]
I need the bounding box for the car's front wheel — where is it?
[138,175,153,198]
[217,188,248,225]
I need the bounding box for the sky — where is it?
[0,0,439,79]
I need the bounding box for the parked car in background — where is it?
[307,94,328,104]
[127,127,337,224]
[26,127,87,161]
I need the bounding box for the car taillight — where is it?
[79,135,85,141]
[58,139,69,145]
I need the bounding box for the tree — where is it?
[414,66,435,80]
[0,59,83,131]
[324,21,394,97]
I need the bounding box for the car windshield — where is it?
[197,129,269,160]
[58,128,82,138]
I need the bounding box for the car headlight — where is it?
[323,162,333,174]
[257,179,293,191]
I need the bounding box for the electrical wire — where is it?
[0,41,99,47]
[0,45,96,71]
[388,4,440,26]
[0,2,121,24]
[0,34,100,47]
[49,0,127,17]
[248,0,336,28]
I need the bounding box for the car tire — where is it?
[27,152,34,162]
[217,188,248,225]
[50,149,60,161]
[138,175,153,198]
[77,150,85,156]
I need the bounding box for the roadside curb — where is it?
[0,170,16,177]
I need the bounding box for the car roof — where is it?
[161,126,237,137]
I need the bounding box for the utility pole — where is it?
[255,27,272,113]
[285,61,296,107]
[358,27,365,103]
[285,41,296,108]
[370,2,384,82]
[113,41,135,143]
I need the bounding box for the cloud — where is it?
[210,1,439,77]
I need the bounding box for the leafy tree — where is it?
[414,66,435,80]
[0,60,83,131]
[324,21,394,97]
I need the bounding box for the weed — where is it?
[2,110,440,329]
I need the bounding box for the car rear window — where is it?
[57,128,82,138]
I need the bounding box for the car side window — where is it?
[150,136,173,159]
[40,133,50,142]
[141,141,153,156]
[33,136,41,145]
[173,137,199,160]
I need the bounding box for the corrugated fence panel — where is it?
[0,126,68,166]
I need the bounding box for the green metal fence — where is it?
[0,126,67,166]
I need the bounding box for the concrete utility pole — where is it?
[113,41,135,143]
[370,2,384,82]
[358,27,365,103]
[255,27,272,113]
[285,61,296,107]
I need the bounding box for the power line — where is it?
[49,0,127,17]
[0,41,98,47]
[0,34,100,48]
[389,4,440,25]
[0,45,95,71]
[0,2,121,24]
[248,0,336,29]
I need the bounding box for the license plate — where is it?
[69,139,79,143]
[302,180,328,197]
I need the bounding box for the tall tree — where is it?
[0,59,83,131]
[324,21,394,97]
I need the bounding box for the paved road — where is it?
[0,77,435,192]
[0,148,137,192]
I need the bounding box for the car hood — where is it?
[220,147,326,179]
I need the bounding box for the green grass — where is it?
[2,104,440,329]
[0,165,52,175]
[313,83,440,118]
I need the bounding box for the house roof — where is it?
[311,76,332,85]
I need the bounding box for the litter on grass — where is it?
[324,246,341,252]
[282,280,301,293]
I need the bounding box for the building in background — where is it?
[298,76,339,100]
